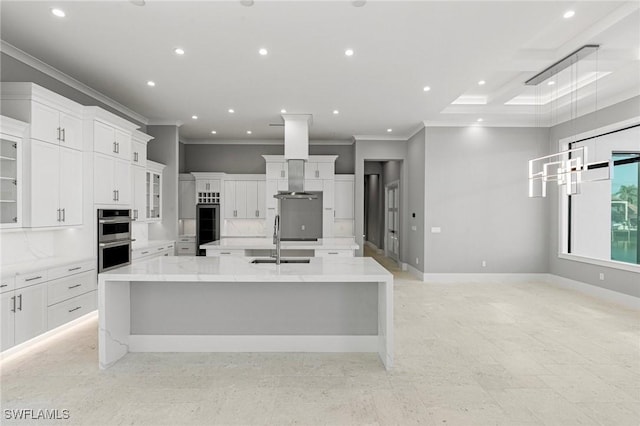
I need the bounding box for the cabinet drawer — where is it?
[47,271,96,306]
[176,242,196,254]
[178,236,196,243]
[208,249,245,256]
[48,260,95,281]
[16,271,48,289]
[48,291,97,331]
[132,247,154,260]
[315,249,354,257]
[0,276,15,293]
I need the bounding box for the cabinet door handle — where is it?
[68,284,82,289]
[68,267,82,272]
[220,252,231,255]
[328,252,339,255]
[68,306,82,313]
[62,128,66,142]
[10,296,16,313]
[116,190,119,201]
[57,127,61,141]
[17,294,22,311]
[280,170,285,178]
[25,275,42,282]
[113,190,117,201]
[256,210,259,217]
[62,208,66,222]
[157,247,164,251]
[113,141,117,153]
[315,170,319,178]
[57,208,61,222]
[0,284,7,288]
[141,251,149,255]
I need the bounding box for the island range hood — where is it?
[274,114,317,200]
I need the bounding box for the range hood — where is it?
[274,114,317,200]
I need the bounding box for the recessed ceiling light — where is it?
[423,86,431,92]
[146,80,156,87]
[259,48,268,56]
[563,10,575,19]
[333,110,339,115]
[211,130,217,134]
[246,130,252,135]
[191,115,198,120]
[228,109,235,114]
[345,49,354,57]
[477,118,483,122]
[478,80,486,86]
[174,48,185,55]
[280,109,287,114]
[387,128,392,132]
[547,80,555,86]
[51,8,66,18]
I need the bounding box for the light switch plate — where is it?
[431,227,441,233]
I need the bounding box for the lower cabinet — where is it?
[315,249,354,257]
[177,236,196,256]
[1,282,47,351]
[205,249,245,257]
[1,259,97,352]
[132,242,176,262]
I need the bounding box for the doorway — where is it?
[385,181,400,262]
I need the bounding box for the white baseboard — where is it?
[129,335,379,353]
[422,273,551,284]
[546,275,640,310]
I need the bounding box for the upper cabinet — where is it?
[131,130,152,169]
[334,175,355,220]
[146,161,165,221]
[223,178,265,219]
[0,116,27,228]
[84,106,139,208]
[305,161,334,180]
[1,83,84,152]
[179,174,196,220]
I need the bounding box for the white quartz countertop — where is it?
[99,255,390,283]
[200,237,359,251]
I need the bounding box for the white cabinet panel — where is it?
[266,180,278,209]
[48,290,96,331]
[114,160,131,205]
[14,283,47,346]
[323,180,335,209]
[59,113,83,151]
[317,162,334,179]
[256,181,266,218]
[245,181,258,218]
[30,140,60,227]
[132,166,147,221]
[224,180,236,219]
[115,129,131,159]
[30,101,60,145]
[131,140,147,168]
[305,179,323,191]
[58,147,83,226]
[93,153,116,205]
[1,292,16,351]
[266,162,286,179]
[334,179,354,219]
[277,179,288,191]
[235,181,248,218]
[93,121,115,156]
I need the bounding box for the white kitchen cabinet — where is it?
[27,140,83,227]
[12,282,48,347]
[196,179,220,193]
[94,153,130,206]
[266,161,287,179]
[1,291,16,351]
[179,175,196,219]
[132,166,147,221]
[146,161,165,221]
[1,84,84,152]
[0,116,27,228]
[92,120,131,161]
[224,179,265,219]
[305,161,334,180]
[334,176,355,219]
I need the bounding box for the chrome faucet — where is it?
[273,214,281,265]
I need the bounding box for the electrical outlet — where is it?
[301,225,305,230]
[599,273,605,280]
[482,260,487,268]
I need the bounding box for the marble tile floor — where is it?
[1,253,639,425]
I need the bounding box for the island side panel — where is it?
[378,278,394,370]
[98,279,131,369]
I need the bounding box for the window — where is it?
[565,125,640,267]
[611,153,639,264]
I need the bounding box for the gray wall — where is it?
[355,139,410,261]
[183,143,355,174]
[365,174,383,248]
[548,95,640,297]
[0,52,146,129]
[147,125,180,241]
[178,142,186,173]
[407,128,427,271]
[383,161,402,185]
[423,126,549,273]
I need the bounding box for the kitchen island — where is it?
[98,255,393,369]
[200,237,359,257]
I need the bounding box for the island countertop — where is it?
[99,254,389,283]
[198,237,359,251]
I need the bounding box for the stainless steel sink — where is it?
[251,258,311,264]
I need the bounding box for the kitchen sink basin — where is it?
[251,258,311,264]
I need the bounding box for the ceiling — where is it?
[1,1,639,142]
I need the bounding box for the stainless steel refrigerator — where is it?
[196,204,220,256]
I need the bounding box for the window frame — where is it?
[557,116,640,273]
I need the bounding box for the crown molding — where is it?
[181,138,353,145]
[1,40,149,126]
[147,120,184,127]
[353,135,408,141]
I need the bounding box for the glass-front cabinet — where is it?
[146,160,165,221]
[0,117,27,228]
